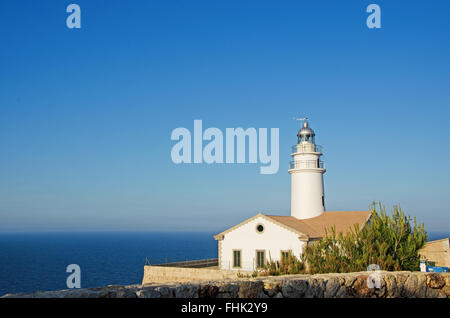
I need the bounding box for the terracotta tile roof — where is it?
[265,215,321,238]
[266,211,372,239]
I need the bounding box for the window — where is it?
[322,195,325,207]
[256,250,265,269]
[256,224,264,233]
[233,250,241,268]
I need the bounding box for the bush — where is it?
[304,202,427,274]
[263,251,305,276]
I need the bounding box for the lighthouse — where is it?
[289,118,326,220]
[214,117,372,272]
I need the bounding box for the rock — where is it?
[281,279,308,298]
[335,286,348,298]
[414,274,427,298]
[263,281,281,297]
[3,271,449,299]
[344,275,357,288]
[61,289,116,298]
[238,281,264,298]
[154,286,175,298]
[199,284,219,298]
[426,288,447,298]
[426,273,445,289]
[374,275,387,298]
[351,275,373,298]
[384,274,399,298]
[442,285,450,297]
[395,272,409,296]
[324,277,340,298]
[175,284,199,298]
[443,275,450,297]
[305,277,325,298]
[136,288,161,298]
[217,283,239,298]
[402,274,418,298]
[32,291,65,298]
[109,290,137,298]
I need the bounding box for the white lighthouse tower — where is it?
[289,118,326,220]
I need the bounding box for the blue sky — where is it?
[0,0,449,232]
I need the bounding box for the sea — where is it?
[0,231,217,296]
[0,231,448,296]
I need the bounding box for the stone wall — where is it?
[142,265,249,284]
[2,271,449,298]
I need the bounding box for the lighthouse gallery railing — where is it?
[291,144,323,154]
[289,160,325,169]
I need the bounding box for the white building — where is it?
[214,119,371,271]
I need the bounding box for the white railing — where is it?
[289,160,325,169]
[149,258,218,268]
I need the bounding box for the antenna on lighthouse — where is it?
[294,117,308,130]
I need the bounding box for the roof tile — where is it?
[266,211,372,238]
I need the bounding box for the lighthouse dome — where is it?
[297,120,315,143]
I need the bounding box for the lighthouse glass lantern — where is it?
[297,121,316,144]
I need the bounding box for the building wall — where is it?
[219,216,306,271]
[290,171,325,219]
[289,147,325,220]
[420,238,450,267]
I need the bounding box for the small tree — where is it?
[304,202,427,274]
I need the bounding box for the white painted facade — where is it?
[218,215,307,271]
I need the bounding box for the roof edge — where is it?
[213,213,265,240]
[214,213,311,240]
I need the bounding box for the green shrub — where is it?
[304,202,427,274]
[263,251,305,276]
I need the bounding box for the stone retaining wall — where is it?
[142,265,249,284]
[2,271,449,298]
